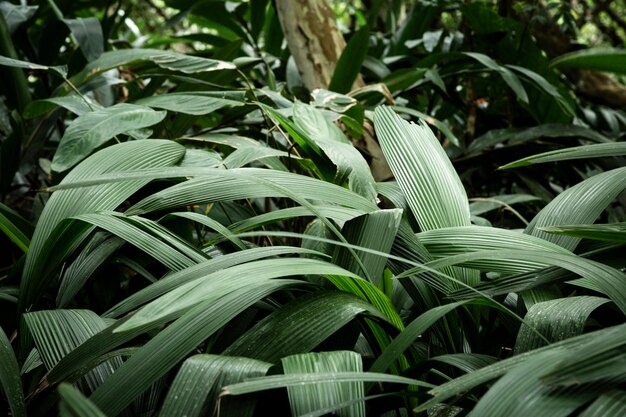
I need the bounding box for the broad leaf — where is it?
[551,48,626,74]
[51,104,167,172]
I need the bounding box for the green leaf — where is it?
[0,3,37,33]
[282,351,365,417]
[133,93,242,115]
[221,372,430,396]
[20,139,185,312]
[501,142,626,169]
[103,246,320,318]
[550,48,626,74]
[0,54,67,77]
[541,223,626,243]
[0,326,25,417]
[51,104,167,172]
[24,95,102,118]
[89,281,299,416]
[0,204,30,252]
[293,102,377,202]
[507,65,575,116]
[329,26,369,94]
[224,291,388,362]
[579,391,626,417]
[62,18,103,61]
[465,52,528,103]
[374,107,470,231]
[160,355,271,417]
[114,258,361,333]
[418,226,571,274]
[24,310,121,392]
[525,167,626,251]
[515,296,609,353]
[58,383,107,417]
[393,106,461,148]
[57,232,123,307]
[73,49,235,85]
[467,124,610,154]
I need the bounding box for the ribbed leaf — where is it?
[221,372,430,395]
[134,93,242,115]
[579,391,626,417]
[374,107,470,231]
[103,246,321,318]
[550,48,626,74]
[525,167,626,251]
[468,350,594,417]
[541,223,626,243]
[57,232,123,307]
[51,104,167,172]
[418,226,571,273]
[333,209,402,284]
[224,291,387,362]
[24,310,121,392]
[114,258,360,332]
[223,146,293,169]
[160,355,271,417]
[467,124,610,154]
[293,102,377,201]
[282,351,365,417]
[90,281,299,415]
[20,139,184,312]
[469,194,541,216]
[58,383,106,417]
[0,326,24,417]
[72,48,235,85]
[392,106,461,148]
[515,296,609,353]
[417,324,625,412]
[73,212,203,270]
[369,302,465,374]
[501,142,626,169]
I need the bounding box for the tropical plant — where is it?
[1,1,626,416]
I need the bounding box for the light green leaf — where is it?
[0,326,25,417]
[90,281,299,415]
[24,310,121,392]
[525,167,626,251]
[23,95,102,118]
[579,391,626,417]
[392,106,461,148]
[20,140,185,312]
[515,296,609,353]
[374,107,470,231]
[551,48,626,74]
[501,142,626,169]
[0,54,66,77]
[293,102,377,201]
[114,258,361,333]
[0,3,37,33]
[133,93,242,115]
[282,351,365,417]
[51,104,167,172]
[541,223,626,244]
[160,355,271,417]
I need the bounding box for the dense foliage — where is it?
[1,0,626,416]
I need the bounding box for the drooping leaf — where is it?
[24,95,103,118]
[541,223,626,244]
[525,167,626,251]
[501,142,626,169]
[20,140,185,312]
[0,3,37,33]
[160,355,271,417]
[51,104,167,172]
[465,52,528,103]
[550,48,626,74]
[62,18,103,61]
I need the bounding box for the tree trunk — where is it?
[275,0,351,91]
